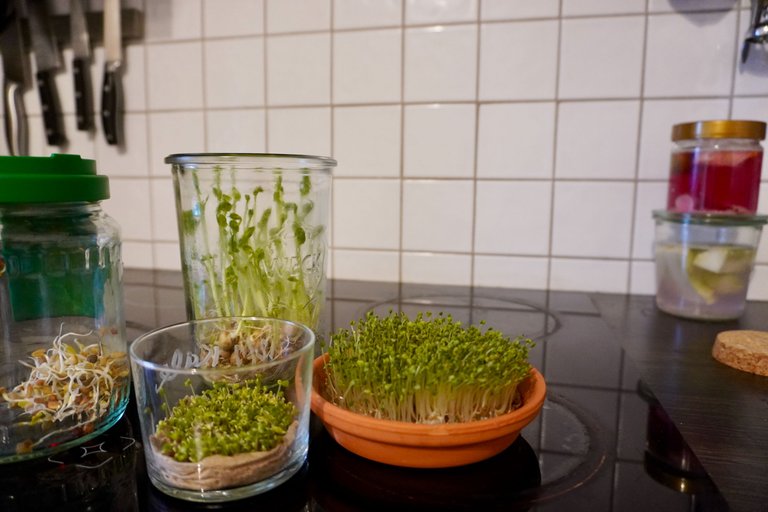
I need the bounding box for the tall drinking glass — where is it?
[166,154,334,329]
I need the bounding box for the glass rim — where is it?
[164,153,337,169]
[129,316,316,375]
[653,209,768,226]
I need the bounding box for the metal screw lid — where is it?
[671,120,767,141]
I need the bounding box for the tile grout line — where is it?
[329,0,336,288]
[263,0,271,152]
[545,0,565,291]
[728,5,742,118]
[469,0,482,289]
[397,0,406,286]
[140,0,160,270]
[625,0,652,295]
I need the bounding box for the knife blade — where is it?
[26,0,66,146]
[70,0,92,131]
[0,1,29,155]
[101,0,122,146]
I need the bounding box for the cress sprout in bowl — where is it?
[322,311,535,424]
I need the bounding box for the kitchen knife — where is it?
[70,0,92,131]
[26,0,66,146]
[0,1,29,155]
[101,0,122,146]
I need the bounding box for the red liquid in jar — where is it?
[666,150,762,213]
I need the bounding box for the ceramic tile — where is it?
[51,48,74,115]
[401,252,472,286]
[150,178,179,242]
[266,0,331,33]
[550,258,630,293]
[146,42,204,110]
[630,260,656,296]
[477,103,555,179]
[475,181,552,255]
[60,115,96,160]
[91,44,147,113]
[332,249,400,282]
[556,101,640,180]
[552,182,635,258]
[206,109,266,153]
[95,113,149,177]
[147,111,206,177]
[203,0,264,37]
[403,104,475,178]
[637,99,730,180]
[644,11,738,97]
[559,17,644,99]
[334,29,401,104]
[733,97,768,180]
[205,38,264,108]
[648,0,739,12]
[479,20,558,101]
[562,0,645,15]
[102,178,152,240]
[405,0,478,24]
[333,179,400,249]
[153,242,183,271]
[480,0,558,20]
[735,10,768,94]
[334,0,402,29]
[267,107,331,156]
[144,0,202,42]
[402,180,474,252]
[333,105,401,177]
[404,25,478,102]
[632,182,666,260]
[266,34,331,105]
[748,264,768,300]
[473,255,549,290]
[122,241,155,269]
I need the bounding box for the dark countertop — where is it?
[592,295,768,512]
[5,269,764,511]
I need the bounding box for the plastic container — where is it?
[129,317,315,502]
[0,154,127,463]
[166,154,334,329]
[653,210,767,320]
[667,120,765,214]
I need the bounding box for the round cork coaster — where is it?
[712,330,768,377]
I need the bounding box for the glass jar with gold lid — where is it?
[667,119,766,214]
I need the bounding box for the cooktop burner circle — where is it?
[364,294,560,340]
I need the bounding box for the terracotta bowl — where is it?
[310,354,546,468]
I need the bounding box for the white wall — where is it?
[7,0,768,298]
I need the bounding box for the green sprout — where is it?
[154,379,295,463]
[181,166,325,328]
[324,311,534,424]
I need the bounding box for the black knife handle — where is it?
[100,65,122,146]
[35,69,66,146]
[3,80,28,155]
[73,57,92,131]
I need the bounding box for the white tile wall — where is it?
[8,0,768,298]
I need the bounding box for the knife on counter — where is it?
[0,1,29,155]
[101,0,122,146]
[26,0,66,147]
[70,0,92,131]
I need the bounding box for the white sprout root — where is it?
[0,328,129,453]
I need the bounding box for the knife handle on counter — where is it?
[3,80,27,156]
[36,69,66,146]
[73,57,92,131]
[100,63,122,146]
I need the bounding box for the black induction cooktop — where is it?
[0,270,741,511]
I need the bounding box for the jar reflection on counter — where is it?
[667,120,766,214]
[0,154,128,464]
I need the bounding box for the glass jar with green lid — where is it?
[0,154,128,463]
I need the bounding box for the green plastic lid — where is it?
[0,153,110,203]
